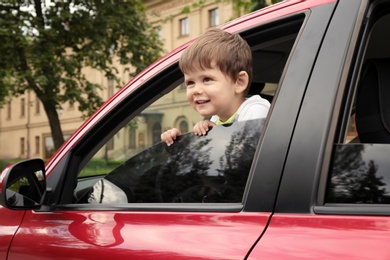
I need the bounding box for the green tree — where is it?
[251,0,283,11]
[230,0,283,17]
[0,0,163,151]
[328,145,390,203]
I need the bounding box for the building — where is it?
[0,0,243,160]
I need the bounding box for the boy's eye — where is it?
[203,77,212,83]
[186,81,195,87]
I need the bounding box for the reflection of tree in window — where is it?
[125,137,212,203]
[217,121,262,202]
[102,120,263,203]
[154,138,212,202]
[152,123,162,144]
[328,145,390,203]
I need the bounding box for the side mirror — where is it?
[0,159,46,210]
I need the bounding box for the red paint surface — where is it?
[249,214,390,259]
[8,211,270,259]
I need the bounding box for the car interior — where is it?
[355,58,390,143]
[347,12,390,143]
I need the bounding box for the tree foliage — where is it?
[230,0,283,17]
[328,145,390,203]
[0,0,163,150]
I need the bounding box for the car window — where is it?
[76,119,264,204]
[327,3,390,204]
[71,15,305,206]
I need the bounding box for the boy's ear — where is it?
[235,71,249,94]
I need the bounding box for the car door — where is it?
[5,2,336,259]
[249,0,390,258]
[0,207,24,259]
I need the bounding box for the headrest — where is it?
[247,82,265,96]
[356,58,390,143]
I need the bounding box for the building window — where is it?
[129,127,136,149]
[6,101,11,119]
[35,98,40,114]
[179,120,189,133]
[44,134,71,159]
[154,26,162,40]
[152,123,162,144]
[35,136,40,154]
[20,137,25,156]
[106,138,114,150]
[209,8,219,27]
[108,78,115,98]
[20,98,25,117]
[179,17,189,36]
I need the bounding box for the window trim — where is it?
[314,204,390,216]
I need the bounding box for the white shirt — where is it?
[210,95,270,124]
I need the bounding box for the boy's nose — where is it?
[192,83,204,94]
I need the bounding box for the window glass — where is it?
[7,101,11,119]
[180,17,189,36]
[209,8,219,27]
[74,16,304,205]
[79,119,264,204]
[35,136,40,154]
[43,134,71,159]
[179,120,188,133]
[107,78,115,98]
[35,98,40,114]
[328,144,390,203]
[327,7,390,204]
[20,137,25,156]
[152,122,162,144]
[20,98,25,117]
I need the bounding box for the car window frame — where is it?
[270,0,365,214]
[316,0,390,215]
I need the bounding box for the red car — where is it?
[2,0,390,259]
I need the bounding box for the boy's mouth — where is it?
[195,99,210,104]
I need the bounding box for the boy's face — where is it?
[184,64,247,122]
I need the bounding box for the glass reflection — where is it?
[327,144,390,203]
[68,213,124,247]
[84,119,264,204]
[5,159,46,207]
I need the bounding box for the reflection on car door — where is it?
[8,120,271,260]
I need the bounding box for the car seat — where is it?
[356,58,390,143]
[247,82,273,103]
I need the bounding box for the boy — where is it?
[161,28,270,146]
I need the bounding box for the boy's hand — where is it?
[161,128,182,146]
[193,120,216,136]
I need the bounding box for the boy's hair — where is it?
[179,28,252,91]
